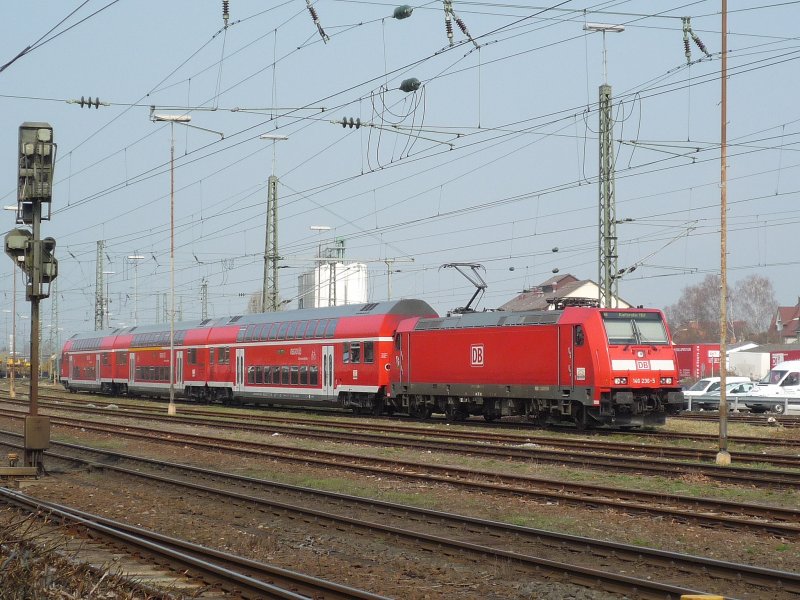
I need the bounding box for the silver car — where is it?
[694,381,757,411]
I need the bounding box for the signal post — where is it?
[3,122,58,474]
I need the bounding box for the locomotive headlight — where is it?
[614,377,628,385]
[660,377,673,385]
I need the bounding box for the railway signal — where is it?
[4,122,59,472]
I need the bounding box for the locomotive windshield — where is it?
[601,311,669,345]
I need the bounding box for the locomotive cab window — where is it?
[602,311,669,345]
[574,326,585,347]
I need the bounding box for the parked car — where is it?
[694,380,757,411]
[682,376,751,410]
[754,360,800,397]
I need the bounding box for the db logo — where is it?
[471,344,485,367]
[636,360,650,369]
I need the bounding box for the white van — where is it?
[682,376,751,410]
[754,360,800,396]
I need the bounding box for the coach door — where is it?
[176,351,184,388]
[129,353,135,383]
[68,355,74,383]
[322,345,334,398]
[235,348,245,392]
[95,355,101,384]
[559,325,574,390]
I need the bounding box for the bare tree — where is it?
[665,274,777,343]
[732,274,777,341]
[664,275,726,342]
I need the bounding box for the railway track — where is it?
[2,436,798,599]
[0,488,387,600]
[10,388,800,451]
[2,400,800,489]
[674,412,800,428]
[1,423,798,538]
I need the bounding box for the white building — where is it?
[297,262,369,309]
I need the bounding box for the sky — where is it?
[1,0,799,352]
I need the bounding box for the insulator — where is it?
[341,117,347,128]
[393,5,413,19]
[691,31,711,56]
[399,77,421,93]
[683,38,690,57]
[455,16,468,35]
[308,4,319,21]
[223,0,229,25]
[79,96,101,108]
[445,19,453,36]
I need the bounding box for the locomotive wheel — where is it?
[773,403,785,414]
[483,413,496,422]
[413,404,432,420]
[446,405,468,422]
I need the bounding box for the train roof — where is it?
[415,309,564,331]
[413,306,664,331]
[65,299,437,342]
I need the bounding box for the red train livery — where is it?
[60,300,683,428]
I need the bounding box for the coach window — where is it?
[272,366,281,384]
[310,365,319,386]
[117,353,128,366]
[287,321,299,339]
[574,325,585,347]
[255,366,264,384]
[300,366,309,385]
[342,343,350,363]
[102,353,110,366]
[364,341,374,364]
[267,323,278,340]
[209,348,215,364]
[290,366,299,385]
[305,320,318,339]
[314,319,327,337]
[220,347,230,364]
[281,366,290,385]
[324,319,337,338]
[247,366,255,384]
[277,322,289,340]
[187,348,197,365]
[350,342,361,364]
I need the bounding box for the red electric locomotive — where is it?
[388,306,684,427]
